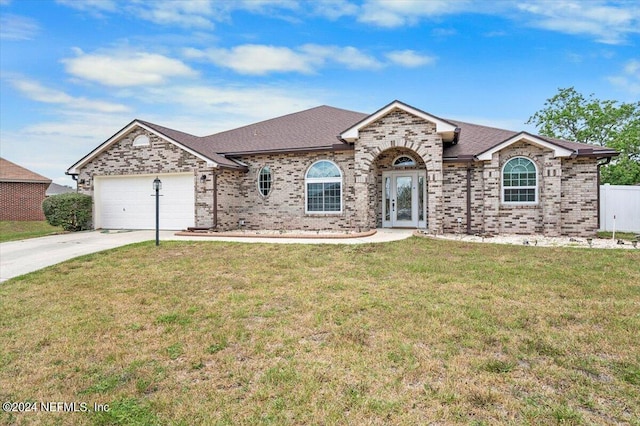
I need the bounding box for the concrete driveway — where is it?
[0,229,413,282]
[0,230,168,282]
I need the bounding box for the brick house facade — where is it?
[67,101,617,236]
[0,158,52,221]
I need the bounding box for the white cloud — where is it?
[140,83,323,131]
[138,0,216,29]
[9,78,130,113]
[309,0,358,20]
[517,0,640,45]
[185,44,318,75]
[0,14,39,40]
[608,59,640,95]
[55,0,117,16]
[185,43,389,75]
[386,50,436,67]
[62,48,198,86]
[359,0,473,27]
[300,44,383,70]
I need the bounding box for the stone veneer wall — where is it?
[232,151,357,231]
[355,109,444,232]
[77,128,213,228]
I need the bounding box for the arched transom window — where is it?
[305,160,342,213]
[393,155,416,167]
[502,157,537,204]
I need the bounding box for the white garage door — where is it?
[95,174,195,230]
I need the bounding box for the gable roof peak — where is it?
[340,99,459,142]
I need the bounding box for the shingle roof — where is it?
[78,104,616,172]
[46,182,75,196]
[0,157,51,183]
[444,120,617,158]
[200,105,367,154]
[137,120,245,169]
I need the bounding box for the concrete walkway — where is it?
[0,228,413,282]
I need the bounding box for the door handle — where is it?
[392,200,395,212]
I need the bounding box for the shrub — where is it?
[42,193,92,231]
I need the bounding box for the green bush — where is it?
[42,193,93,231]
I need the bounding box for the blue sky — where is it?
[1,0,638,186]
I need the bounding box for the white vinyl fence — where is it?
[599,184,640,233]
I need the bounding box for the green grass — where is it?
[0,220,63,242]
[1,238,639,425]
[597,231,639,241]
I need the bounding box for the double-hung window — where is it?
[305,160,342,213]
[502,157,537,204]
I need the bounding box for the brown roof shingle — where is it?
[200,105,368,154]
[0,157,51,183]
[113,104,618,166]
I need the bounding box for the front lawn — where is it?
[0,220,63,243]
[1,238,638,425]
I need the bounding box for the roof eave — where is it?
[222,144,354,157]
[476,132,575,161]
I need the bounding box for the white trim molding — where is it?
[340,100,458,142]
[67,120,220,175]
[477,132,574,161]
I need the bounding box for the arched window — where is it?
[393,155,416,167]
[133,134,150,146]
[258,166,272,197]
[502,157,537,204]
[305,160,342,213]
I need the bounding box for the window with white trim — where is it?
[305,160,342,213]
[258,166,272,197]
[133,135,150,146]
[502,157,537,204]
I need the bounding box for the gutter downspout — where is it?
[466,165,472,234]
[212,170,218,229]
[596,157,612,230]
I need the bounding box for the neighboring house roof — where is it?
[67,102,618,175]
[46,182,75,196]
[0,157,51,183]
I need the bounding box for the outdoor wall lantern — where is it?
[153,177,162,246]
[200,174,207,183]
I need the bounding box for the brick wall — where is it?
[561,158,598,235]
[0,181,49,221]
[355,109,444,232]
[442,142,599,237]
[372,147,427,227]
[75,122,600,236]
[77,128,212,228]
[233,151,357,231]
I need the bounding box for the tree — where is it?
[527,87,640,185]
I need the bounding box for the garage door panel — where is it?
[96,174,194,230]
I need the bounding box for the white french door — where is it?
[382,170,426,228]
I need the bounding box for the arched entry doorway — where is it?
[373,148,427,228]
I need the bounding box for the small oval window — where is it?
[133,135,150,146]
[258,166,272,197]
[393,155,416,167]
